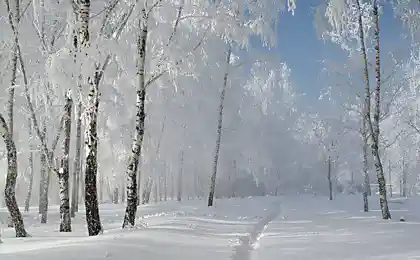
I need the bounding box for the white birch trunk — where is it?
[402,157,407,197]
[71,100,82,217]
[84,77,102,235]
[164,167,168,201]
[355,0,390,219]
[171,174,175,200]
[388,161,392,197]
[4,0,20,229]
[362,119,369,212]
[71,24,82,217]
[77,0,103,236]
[5,0,20,140]
[24,117,34,212]
[113,187,119,204]
[208,47,231,207]
[122,8,148,228]
[39,123,48,224]
[59,91,72,232]
[121,179,125,204]
[177,149,184,202]
[0,114,28,237]
[142,178,152,204]
[136,167,142,206]
[153,181,158,203]
[83,76,102,236]
[372,0,390,219]
[327,155,332,201]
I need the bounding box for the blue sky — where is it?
[272,0,410,105]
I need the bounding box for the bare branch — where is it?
[381,129,403,149]
[406,119,420,135]
[51,115,64,152]
[167,2,184,44]
[18,0,32,21]
[146,24,209,88]
[99,0,121,35]
[146,0,164,16]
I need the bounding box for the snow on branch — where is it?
[317,0,376,55]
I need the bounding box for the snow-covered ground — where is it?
[1,195,420,259]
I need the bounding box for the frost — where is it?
[244,61,295,116]
[322,0,375,56]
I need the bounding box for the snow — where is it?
[2,195,420,259]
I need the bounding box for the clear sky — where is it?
[273,0,410,105]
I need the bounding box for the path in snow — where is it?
[4,196,420,259]
[230,200,282,260]
[0,197,279,260]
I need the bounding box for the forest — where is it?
[0,0,419,243]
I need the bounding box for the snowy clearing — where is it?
[1,195,420,259]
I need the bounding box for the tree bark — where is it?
[137,167,142,206]
[388,160,392,197]
[71,26,82,216]
[328,155,332,200]
[371,0,391,219]
[71,100,82,217]
[208,47,231,207]
[122,8,148,228]
[171,174,175,200]
[362,120,369,212]
[5,0,20,140]
[402,157,407,197]
[355,0,390,219]
[154,181,159,203]
[84,81,102,235]
[113,187,119,204]
[39,123,48,224]
[59,91,72,232]
[177,149,184,202]
[24,117,34,212]
[76,0,105,235]
[164,166,168,201]
[4,0,20,229]
[84,76,102,236]
[142,178,152,204]
[0,114,28,237]
[77,0,103,236]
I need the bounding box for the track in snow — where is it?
[230,200,282,260]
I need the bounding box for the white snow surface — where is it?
[1,195,420,259]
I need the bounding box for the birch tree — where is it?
[0,113,28,237]
[122,0,209,225]
[319,0,391,219]
[205,0,297,206]
[4,0,21,229]
[71,25,82,217]
[362,115,369,211]
[74,0,104,236]
[369,0,390,219]
[24,116,34,212]
[122,5,148,228]
[58,91,72,232]
[208,47,231,207]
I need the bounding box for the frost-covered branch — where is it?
[146,23,210,88]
